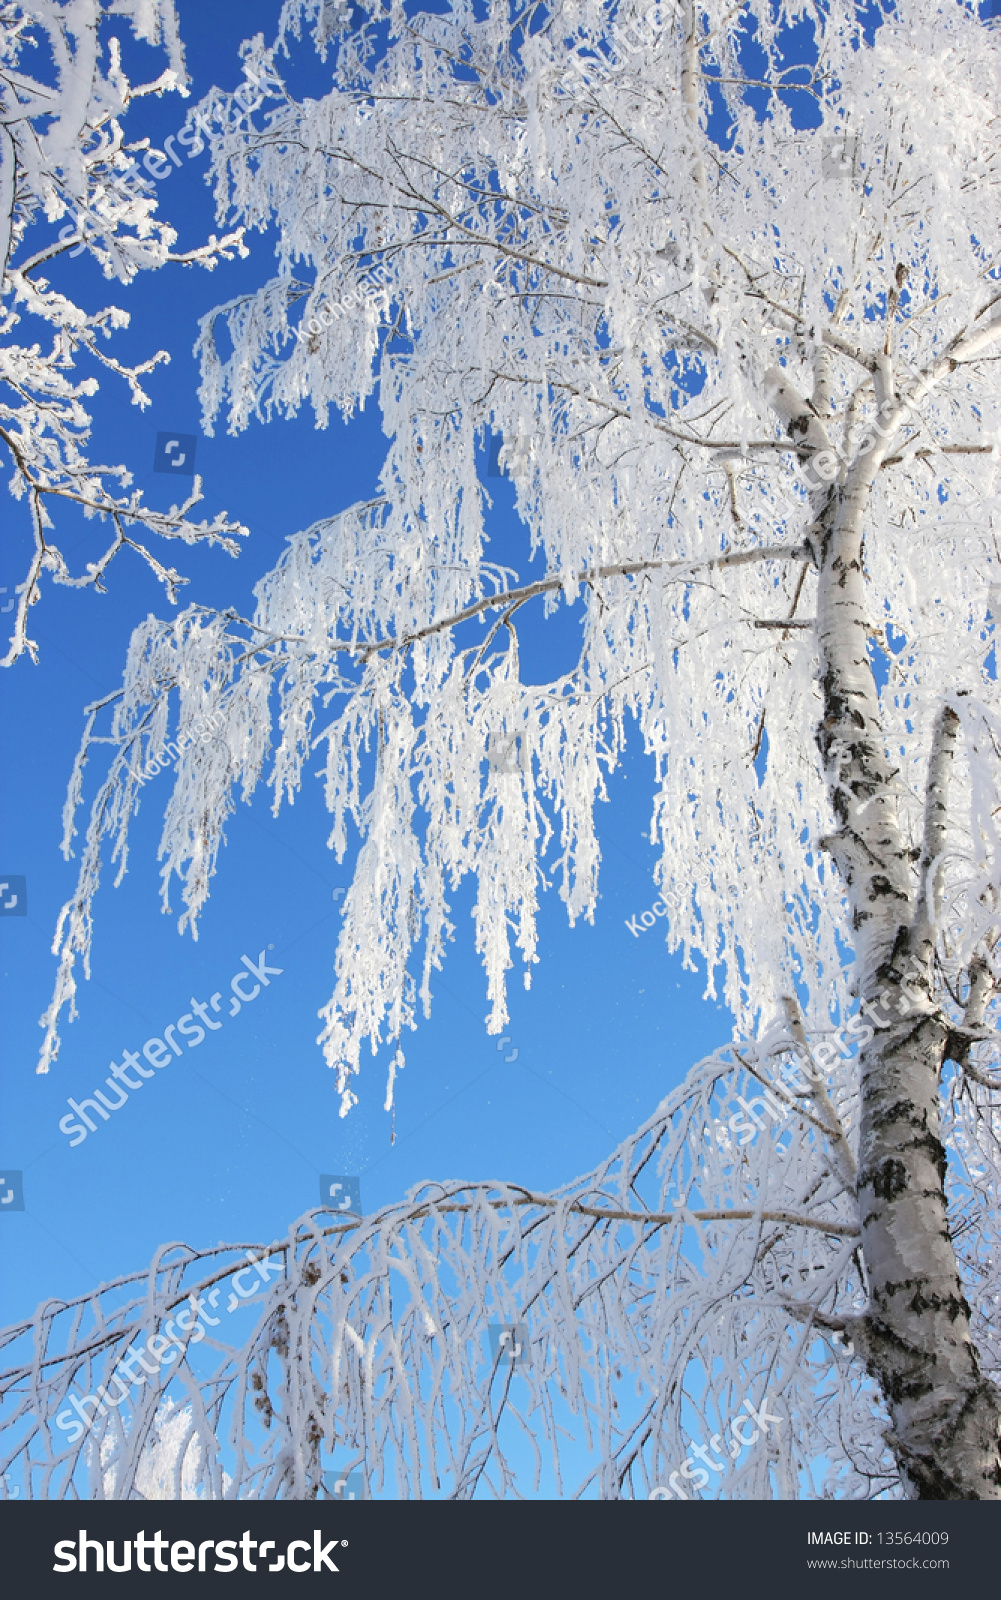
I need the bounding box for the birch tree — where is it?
[14,0,1001,1498]
[0,0,252,666]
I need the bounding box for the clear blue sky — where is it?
[0,0,854,1330]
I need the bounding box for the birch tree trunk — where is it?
[809,328,1001,1498]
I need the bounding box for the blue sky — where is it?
[0,0,731,1329]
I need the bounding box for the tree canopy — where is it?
[3,0,1000,1501]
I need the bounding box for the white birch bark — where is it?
[809,321,1001,1496]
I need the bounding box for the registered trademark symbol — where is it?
[268,943,274,949]
[342,1540,348,1547]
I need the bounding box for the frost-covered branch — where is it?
[0,0,255,663]
[1,1042,897,1501]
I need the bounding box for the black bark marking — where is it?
[868,873,910,904]
[872,1157,908,1201]
[877,1280,972,1324]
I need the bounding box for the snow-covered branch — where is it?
[1,1041,892,1501]
[0,0,254,664]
